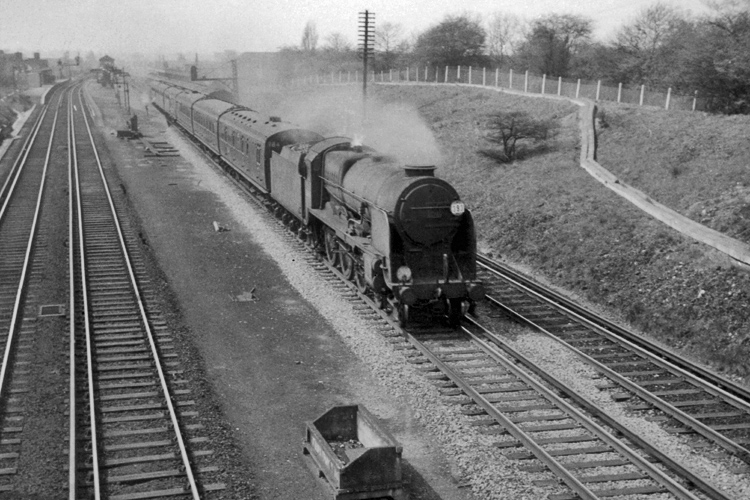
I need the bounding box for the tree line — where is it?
[278,1,750,114]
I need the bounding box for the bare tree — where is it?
[375,22,403,53]
[324,32,352,52]
[301,21,319,52]
[374,21,405,70]
[615,3,685,84]
[486,13,523,65]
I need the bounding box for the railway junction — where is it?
[1,76,750,500]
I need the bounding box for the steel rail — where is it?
[462,323,702,500]
[406,331,600,499]
[480,266,750,414]
[480,260,750,462]
[401,326,701,500]
[70,85,103,499]
[490,289,750,462]
[477,255,750,402]
[76,87,201,499]
[0,98,49,223]
[0,93,61,403]
[67,87,77,500]
[465,315,731,500]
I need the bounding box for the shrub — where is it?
[481,111,556,163]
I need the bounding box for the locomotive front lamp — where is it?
[397,266,412,283]
[450,201,466,216]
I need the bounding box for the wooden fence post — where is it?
[541,74,546,94]
[576,79,581,98]
[640,85,645,106]
[665,87,672,110]
[457,65,461,82]
[596,80,601,100]
[444,66,448,83]
[558,76,562,96]
[495,68,499,87]
[617,82,622,103]
[524,70,528,92]
[692,91,698,111]
[509,69,513,89]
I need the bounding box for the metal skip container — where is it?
[303,405,405,500]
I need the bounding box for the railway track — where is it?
[0,81,64,493]
[67,84,225,498]
[173,115,741,499]
[0,80,230,497]
[477,255,750,465]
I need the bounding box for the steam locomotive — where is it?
[149,80,484,326]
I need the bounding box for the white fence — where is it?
[296,65,705,113]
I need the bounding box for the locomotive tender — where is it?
[150,80,484,326]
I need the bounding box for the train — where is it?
[149,79,484,326]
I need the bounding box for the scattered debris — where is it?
[213,221,229,232]
[141,138,179,157]
[233,287,258,302]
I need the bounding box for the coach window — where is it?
[256,144,261,166]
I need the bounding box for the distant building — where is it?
[24,52,49,71]
[0,51,23,86]
[0,51,54,88]
[25,53,54,86]
[26,69,54,87]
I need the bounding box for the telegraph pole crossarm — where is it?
[358,10,375,116]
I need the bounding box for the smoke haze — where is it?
[240,83,443,167]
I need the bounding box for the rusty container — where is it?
[303,405,404,500]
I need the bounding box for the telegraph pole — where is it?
[123,70,130,114]
[231,59,239,96]
[358,10,375,115]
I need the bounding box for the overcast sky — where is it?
[1,0,712,58]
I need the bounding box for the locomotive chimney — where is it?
[404,165,436,177]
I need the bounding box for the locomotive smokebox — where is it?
[323,151,463,246]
